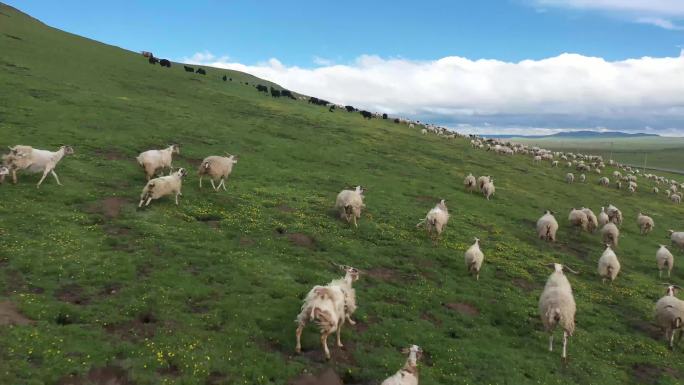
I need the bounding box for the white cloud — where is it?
[313,56,335,66]
[181,51,684,135]
[533,0,684,30]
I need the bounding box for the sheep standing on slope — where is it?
[655,284,684,349]
[670,230,684,250]
[606,204,623,226]
[601,222,620,248]
[537,210,559,242]
[597,244,621,284]
[656,245,674,278]
[579,174,586,183]
[636,212,654,235]
[598,177,610,187]
[136,144,180,180]
[672,194,682,204]
[581,207,598,233]
[381,345,423,385]
[198,154,238,191]
[477,175,491,192]
[464,238,484,280]
[598,207,609,227]
[482,178,495,200]
[335,186,366,227]
[3,145,74,188]
[138,168,187,207]
[417,199,449,240]
[565,173,574,184]
[539,263,577,359]
[568,208,588,232]
[295,266,360,359]
[464,173,477,193]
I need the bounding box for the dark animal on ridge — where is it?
[184,65,195,72]
[360,110,372,119]
[148,57,159,64]
[159,59,171,67]
[196,68,206,75]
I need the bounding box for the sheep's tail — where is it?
[416,217,428,228]
[607,265,613,276]
[547,307,562,328]
[468,260,478,273]
[136,155,144,167]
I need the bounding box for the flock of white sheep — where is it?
[3,131,684,381]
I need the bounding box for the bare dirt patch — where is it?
[288,233,316,249]
[415,195,440,203]
[288,368,343,385]
[94,148,128,161]
[277,204,295,212]
[100,197,128,218]
[56,365,134,385]
[206,371,229,385]
[444,302,480,316]
[0,301,33,326]
[55,284,90,306]
[239,236,255,247]
[512,278,536,292]
[421,311,442,326]
[631,363,677,385]
[366,267,401,282]
[99,282,122,297]
[157,363,180,378]
[105,312,158,341]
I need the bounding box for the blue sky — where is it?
[7,0,684,135]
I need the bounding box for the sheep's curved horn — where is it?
[328,260,344,270]
[563,265,579,274]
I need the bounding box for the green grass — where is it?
[2,3,684,384]
[510,137,684,174]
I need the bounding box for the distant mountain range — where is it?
[481,131,660,139]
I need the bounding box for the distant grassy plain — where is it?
[511,137,684,173]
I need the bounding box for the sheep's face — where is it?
[63,146,74,155]
[0,166,8,176]
[177,168,187,178]
[401,345,423,362]
[345,266,360,281]
[171,144,180,154]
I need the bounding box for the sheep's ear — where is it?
[401,347,410,354]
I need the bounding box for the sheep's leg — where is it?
[659,270,662,278]
[321,331,331,360]
[295,323,304,353]
[51,170,62,185]
[175,192,180,205]
[548,334,554,352]
[146,197,152,206]
[668,270,671,278]
[221,179,227,191]
[199,176,203,188]
[211,179,218,191]
[562,331,568,358]
[138,199,144,208]
[36,168,50,188]
[336,323,344,348]
[352,215,357,228]
[12,169,18,184]
[346,314,356,325]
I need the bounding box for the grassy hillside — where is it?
[510,137,684,174]
[2,3,684,384]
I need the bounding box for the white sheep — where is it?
[537,210,559,242]
[380,345,423,385]
[136,144,180,180]
[420,128,427,135]
[3,145,74,188]
[636,212,654,235]
[552,161,559,167]
[597,244,620,283]
[672,194,682,204]
[482,179,495,200]
[606,204,623,226]
[601,222,620,248]
[198,154,238,191]
[335,186,366,227]
[670,230,684,250]
[464,173,477,193]
[565,173,574,184]
[598,207,609,227]
[581,207,598,233]
[598,177,610,187]
[138,168,187,207]
[579,174,586,183]
[295,266,360,359]
[657,245,674,278]
[417,199,449,239]
[655,284,684,349]
[568,208,588,232]
[539,263,577,359]
[464,237,484,280]
[477,175,491,192]
[653,187,660,194]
